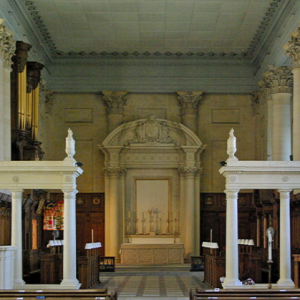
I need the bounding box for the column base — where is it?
[222,278,242,289]
[60,279,81,289]
[277,278,295,288]
[13,278,25,288]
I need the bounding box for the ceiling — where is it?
[23,0,283,59]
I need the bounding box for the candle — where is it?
[92,229,94,243]
[268,231,272,260]
[128,211,130,219]
[142,211,145,219]
[210,229,213,243]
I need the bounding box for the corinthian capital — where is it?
[178,167,202,176]
[283,24,300,69]
[0,19,16,68]
[103,167,126,177]
[263,66,293,94]
[177,91,204,115]
[102,91,128,114]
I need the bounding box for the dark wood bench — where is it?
[190,288,300,300]
[0,289,117,299]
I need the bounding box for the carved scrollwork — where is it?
[0,19,16,68]
[128,114,175,145]
[283,24,300,68]
[178,167,202,176]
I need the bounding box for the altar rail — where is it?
[190,288,300,300]
[0,289,117,299]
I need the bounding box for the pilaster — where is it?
[177,91,203,134]
[102,91,128,133]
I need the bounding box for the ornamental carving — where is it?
[0,19,16,68]
[177,91,204,115]
[262,66,293,94]
[102,91,128,114]
[178,167,202,176]
[40,80,54,114]
[103,167,126,177]
[27,62,44,93]
[128,114,174,144]
[283,24,300,68]
[12,41,31,73]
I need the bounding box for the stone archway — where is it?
[99,115,206,261]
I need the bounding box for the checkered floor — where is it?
[96,264,209,299]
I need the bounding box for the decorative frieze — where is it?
[102,91,128,114]
[177,91,204,115]
[283,23,300,69]
[0,19,16,68]
[262,66,293,94]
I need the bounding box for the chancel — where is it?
[2,0,300,298]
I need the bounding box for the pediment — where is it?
[102,115,202,148]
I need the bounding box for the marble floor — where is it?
[96,264,210,300]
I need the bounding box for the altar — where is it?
[120,238,184,265]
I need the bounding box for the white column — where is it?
[61,190,80,289]
[283,26,300,161]
[3,65,11,160]
[194,171,201,255]
[267,98,273,161]
[0,57,4,161]
[292,67,300,160]
[223,189,241,288]
[11,189,25,287]
[277,189,294,287]
[272,93,292,161]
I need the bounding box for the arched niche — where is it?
[100,115,206,261]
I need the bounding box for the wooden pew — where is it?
[0,289,117,299]
[190,288,300,300]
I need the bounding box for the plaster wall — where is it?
[42,92,257,193]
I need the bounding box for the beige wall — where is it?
[40,92,258,193]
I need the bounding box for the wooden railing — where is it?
[190,288,300,300]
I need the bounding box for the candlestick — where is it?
[91,229,94,243]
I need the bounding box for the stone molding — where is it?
[0,19,16,68]
[283,23,300,69]
[102,91,128,114]
[261,66,293,94]
[177,91,204,115]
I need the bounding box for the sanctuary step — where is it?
[0,289,117,300]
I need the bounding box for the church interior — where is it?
[1,0,300,298]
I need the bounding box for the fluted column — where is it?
[277,189,294,287]
[104,167,126,261]
[178,166,200,259]
[102,91,128,133]
[284,25,300,161]
[177,91,203,134]
[223,189,241,288]
[11,189,25,287]
[258,80,272,160]
[0,19,15,161]
[262,66,293,161]
[61,189,80,288]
